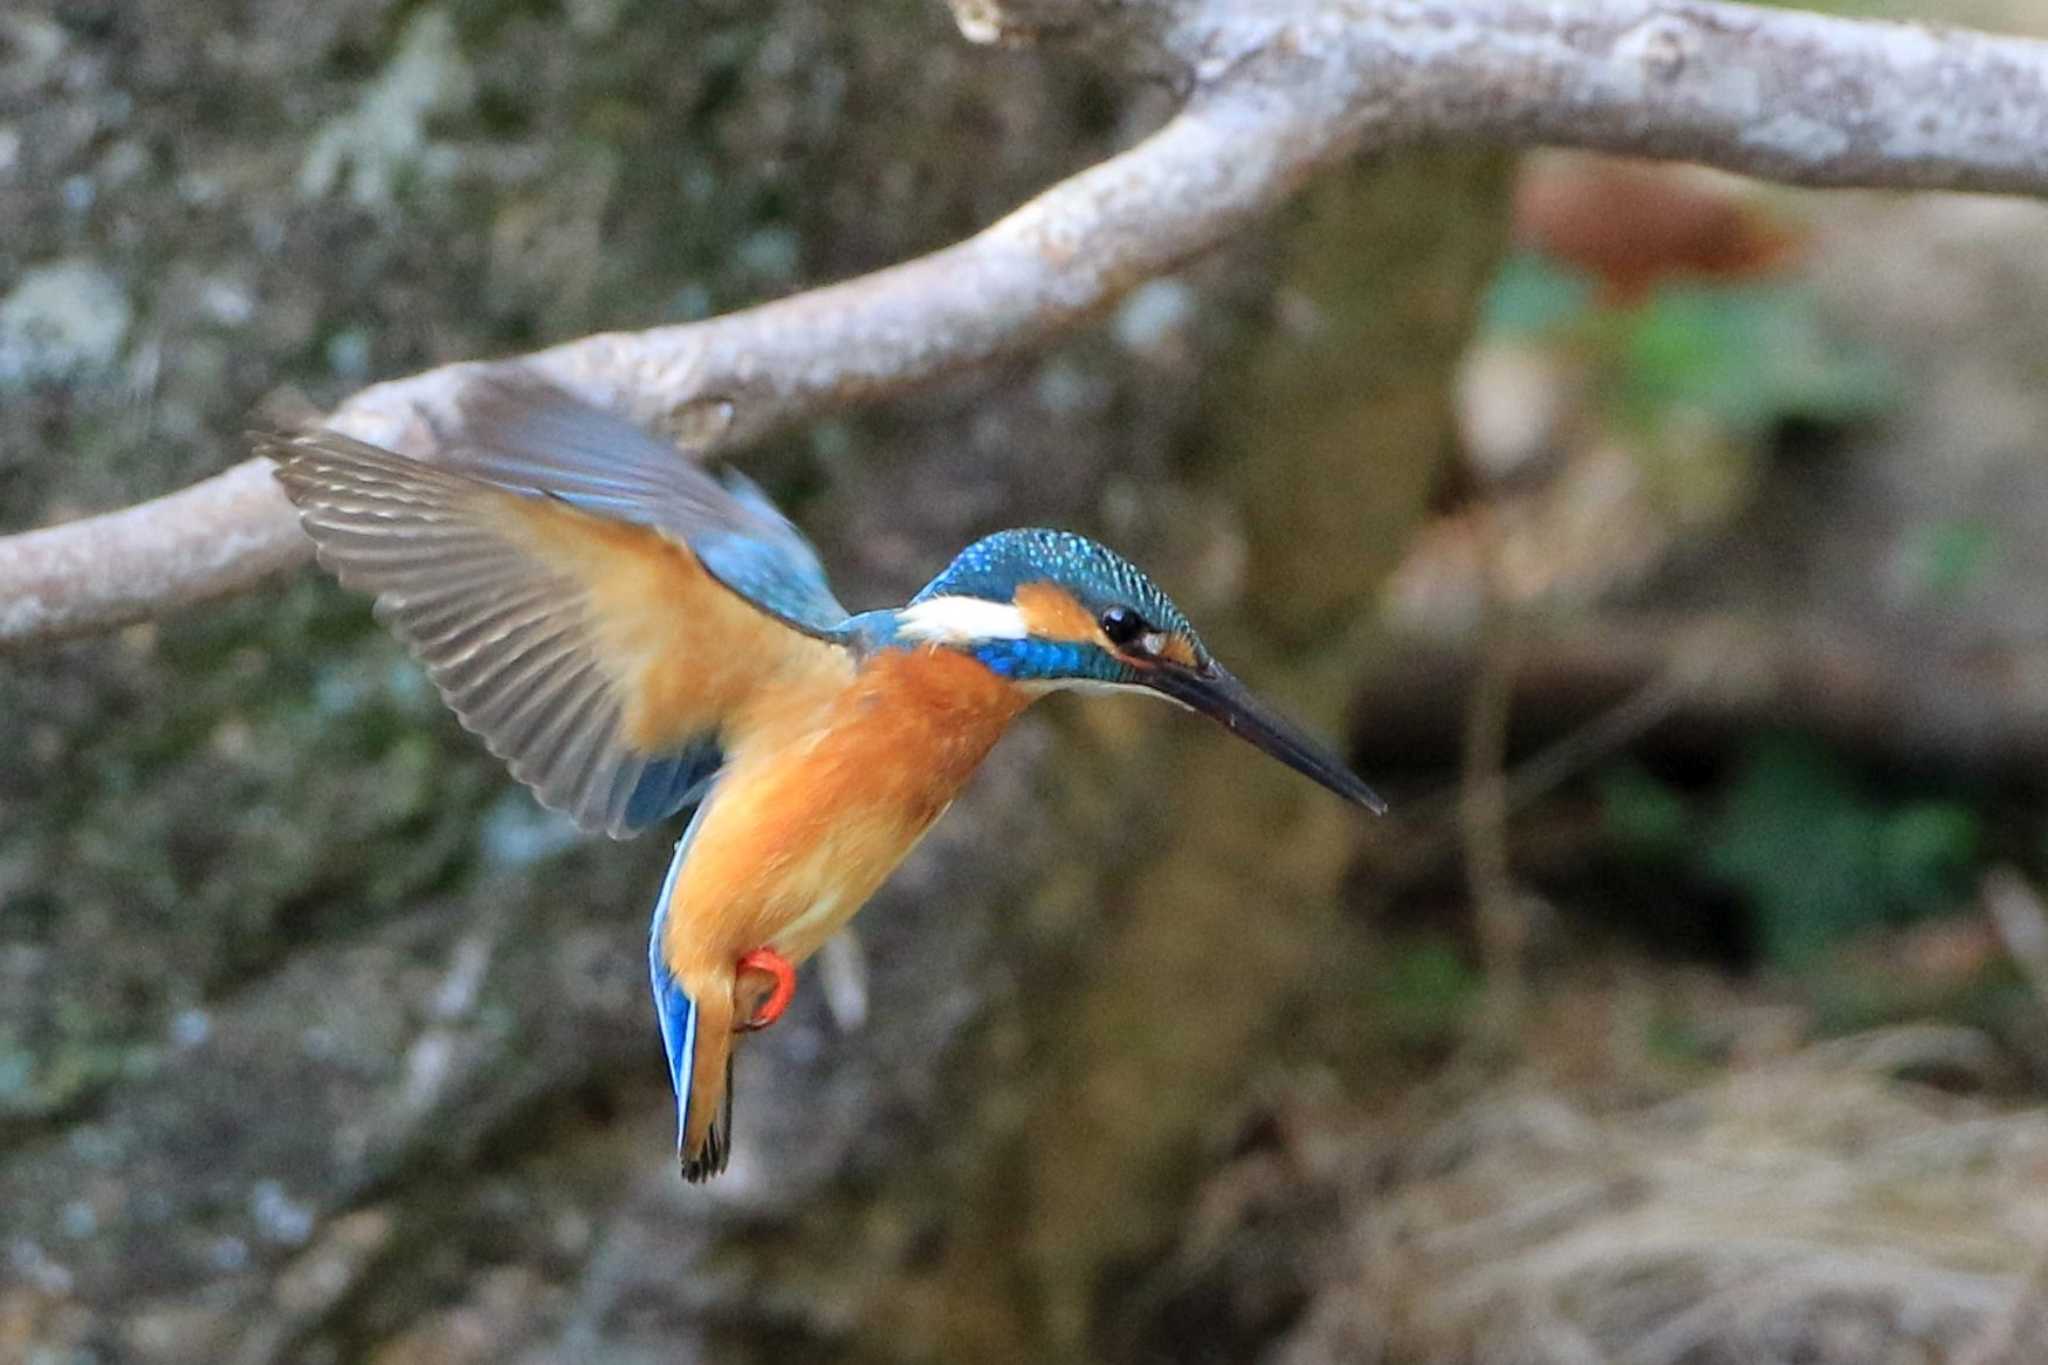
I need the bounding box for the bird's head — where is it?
[894,529,1385,813]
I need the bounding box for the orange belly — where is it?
[658,644,1032,979]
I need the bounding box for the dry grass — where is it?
[1276,1025,2048,1365]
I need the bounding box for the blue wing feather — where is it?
[268,375,846,843]
[622,738,722,832]
[449,375,852,640]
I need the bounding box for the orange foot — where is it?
[735,947,796,1032]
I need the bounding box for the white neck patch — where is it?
[895,595,1029,644]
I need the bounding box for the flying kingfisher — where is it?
[261,376,1384,1181]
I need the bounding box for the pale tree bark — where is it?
[4,0,2048,647]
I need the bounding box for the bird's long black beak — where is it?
[1147,663,1387,814]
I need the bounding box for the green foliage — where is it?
[1597,761,1693,857]
[1615,284,1893,435]
[1598,734,1981,968]
[1478,252,1596,337]
[1476,252,1894,438]
[1642,1008,1719,1072]
[1372,939,1484,1044]
[1897,520,2000,599]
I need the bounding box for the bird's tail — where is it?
[648,802,736,1182]
[651,958,737,1182]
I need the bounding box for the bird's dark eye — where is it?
[1099,605,1148,648]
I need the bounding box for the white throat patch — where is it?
[895,596,1029,645]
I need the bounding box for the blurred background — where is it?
[6,1,2048,1361]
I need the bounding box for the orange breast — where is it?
[659,645,1033,976]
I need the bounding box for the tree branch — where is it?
[1410,0,2048,193]
[8,0,2048,645]
[1361,613,2048,777]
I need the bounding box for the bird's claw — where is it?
[735,946,796,1032]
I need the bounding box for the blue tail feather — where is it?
[649,953,703,1156]
[648,798,731,1181]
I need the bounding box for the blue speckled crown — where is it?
[912,529,1206,684]
[915,529,1194,635]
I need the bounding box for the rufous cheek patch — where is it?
[1014,582,1102,643]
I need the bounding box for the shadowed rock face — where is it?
[0,2,1504,1360]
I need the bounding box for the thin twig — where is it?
[1398,652,1702,877]
[1463,513,1526,1033]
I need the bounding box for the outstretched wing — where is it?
[261,381,853,839]
[441,377,850,639]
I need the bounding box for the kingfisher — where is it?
[261,376,1384,1182]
